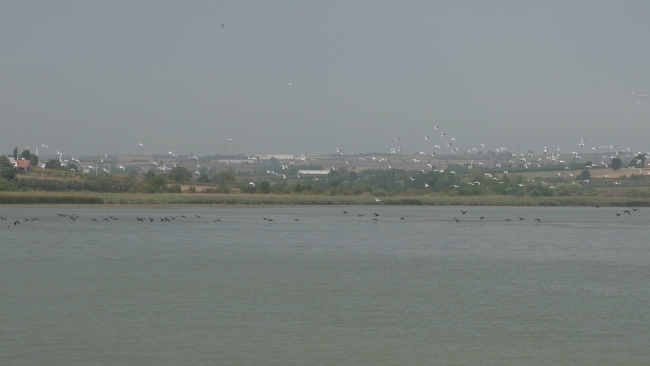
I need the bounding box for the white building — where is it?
[297,170,331,176]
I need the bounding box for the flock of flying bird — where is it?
[2,206,642,228]
[17,89,649,183]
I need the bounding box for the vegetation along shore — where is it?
[2,192,650,207]
[2,150,650,206]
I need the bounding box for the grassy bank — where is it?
[2,192,650,206]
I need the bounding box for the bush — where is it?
[260,181,271,194]
[0,167,16,181]
[0,178,17,191]
[216,185,231,193]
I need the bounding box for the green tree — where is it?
[149,174,168,189]
[169,166,192,182]
[260,180,271,194]
[13,147,18,159]
[216,170,237,186]
[630,154,646,168]
[136,173,168,193]
[44,159,65,170]
[0,167,16,181]
[0,155,12,168]
[611,157,623,171]
[579,169,591,180]
[19,149,31,161]
[144,170,156,181]
[0,177,17,191]
[195,167,210,183]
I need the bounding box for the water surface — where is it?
[1,205,648,365]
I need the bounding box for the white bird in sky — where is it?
[433,125,439,129]
[228,138,233,142]
[139,143,144,147]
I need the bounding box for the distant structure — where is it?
[14,159,32,174]
[257,154,322,160]
[218,159,249,164]
[297,170,330,176]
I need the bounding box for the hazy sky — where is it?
[2,1,650,157]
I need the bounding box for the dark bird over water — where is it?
[454,217,459,222]
[460,210,467,214]
[624,210,631,215]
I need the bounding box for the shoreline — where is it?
[2,192,650,207]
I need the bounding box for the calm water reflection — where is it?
[1,205,649,365]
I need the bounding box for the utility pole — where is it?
[517,138,520,156]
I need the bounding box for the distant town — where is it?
[2,143,648,201]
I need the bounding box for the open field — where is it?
[2,192,650,207]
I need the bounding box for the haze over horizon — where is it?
[2,1,650,158]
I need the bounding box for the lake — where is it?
[1,205,648,365]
